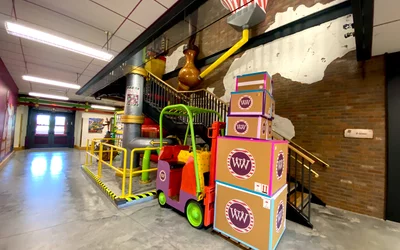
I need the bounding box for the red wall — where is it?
[0,58,18,162]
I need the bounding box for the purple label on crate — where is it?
[276,150,285,180]
[227,148,256,180]
[225,199,254,233]
[276,200,284,232]
[234,120,248,134]
[238,95,253,110]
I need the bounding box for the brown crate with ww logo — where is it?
[214,182,287,250]
[230,90,275,119]
[226,115,272,140]
[216,136,287,197]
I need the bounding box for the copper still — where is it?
[178,44,201,90]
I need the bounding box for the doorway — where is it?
[386,52,400,223]
[26,109,74,149]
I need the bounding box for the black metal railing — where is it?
[146,72,228,127]
[287,145,317,228]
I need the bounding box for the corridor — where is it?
[0,149,399,250]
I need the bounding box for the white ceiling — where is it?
[372,0,400,56]
[0,0,178,106]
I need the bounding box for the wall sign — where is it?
[344,129,373,139]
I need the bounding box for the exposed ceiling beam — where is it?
[351,0,374,61]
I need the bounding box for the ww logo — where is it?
[226,199,254,233]
[230,207,249,223]
[227,149,256,179]
[232,157,250,170]
[238,96,252,110]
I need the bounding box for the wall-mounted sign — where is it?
[344,129,373,139]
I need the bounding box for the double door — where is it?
[27,109,74,148]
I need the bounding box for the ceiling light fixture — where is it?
[29,92,69,100]
[23,75,81,89]
[5,21,114,61]
[91,105,116,111]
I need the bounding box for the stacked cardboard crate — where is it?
[214,72,288,250]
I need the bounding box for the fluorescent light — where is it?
[29,92,69,101]
[91,105,116,111]
[23,75,81,89]
[5,21,113,61]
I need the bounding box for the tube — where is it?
[199,29,249,79]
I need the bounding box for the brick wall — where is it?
[161,0,387,218]
[273,51,386,218]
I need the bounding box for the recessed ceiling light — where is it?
[22,75,81,89]
[5,21,113,61]
[29,92,69,101]
[91,105,116,111]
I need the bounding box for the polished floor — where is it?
[0,149,399,250]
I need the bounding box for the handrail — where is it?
[129,147,159,196]
[289,155,319,178]
[273,131,329,167]
[148,71,228,106]
[288,144,315,165]
[289,140,330,168]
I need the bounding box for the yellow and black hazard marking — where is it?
[118,190,157,205]
[81,165,157,208]
[82,165,118,202]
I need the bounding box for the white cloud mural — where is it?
[163,0,356,140]
[221,14,356,102]
[266,0,347,32]
[165,44,185,74]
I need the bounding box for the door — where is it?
[33,113,52,147]
[27,109,74,149]
[386,52,400,222]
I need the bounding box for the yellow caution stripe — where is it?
[81,165,118,202]
[82,165,156,207]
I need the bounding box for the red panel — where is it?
[34,136,49,145]
[159,145,189,162]
[168,168,183,197]
[54,136,68,145]
[180,157,197,196]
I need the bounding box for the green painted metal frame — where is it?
[159,104,222,197]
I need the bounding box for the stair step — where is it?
[289,191,310,210]
[287,182,297,193]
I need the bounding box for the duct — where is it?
[121,51,145,170]
[198,3,266,80]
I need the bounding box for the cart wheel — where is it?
[158,191,168,208]
[186,200,204,229]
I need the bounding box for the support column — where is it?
[120,51,147,173]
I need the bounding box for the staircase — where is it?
[144,72,327,228]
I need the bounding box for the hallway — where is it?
[0,149,237,250]
[0,149,399,250]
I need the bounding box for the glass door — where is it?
[52,115,69,147]
[28,110,74,149]
[33,113,51,147]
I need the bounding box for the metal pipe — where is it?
[121,51,145,170]
[141,148,151,183]
[199,29,249,79]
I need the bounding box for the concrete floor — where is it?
[0,149,399,250]
[85,156,158,196]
